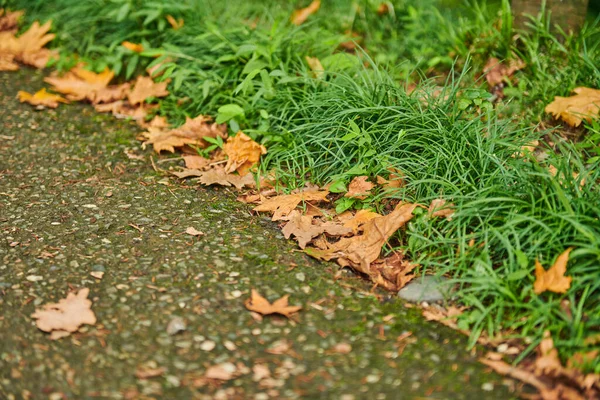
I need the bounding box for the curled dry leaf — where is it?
[128,76,169,105]
[31,288,96,339]
[244,289,302,318]
[291,0,321,25]
[345,176,375,199]
[223,131,267,176]
[183,155,211,170]
[253,190,330,221]
[141,115,227,153]
[545,87,600,127]
[95,100,156,122]
[428,199,455,220]
[18,88,68,108]
[534,248,573,295]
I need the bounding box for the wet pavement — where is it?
[0,70,514,399]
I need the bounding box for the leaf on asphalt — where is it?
[534,248,573,295]
[135,365,166,379]
[545,87,600,127]
[18,88,68,108]
[428,199,455,220]
[127,76,169,106]
[244,289,302,318]
[31,288,96,339]
[282,211,325,249]
[122,41,143,53]
[253,190,330,221]
[305,56,324,79]
[95,100,156,122]
[0,20,56,69]
[45,67,115,102]
[483,57,525,87]
[291,0,321,25]
[338,209,382,234]
[185,227,204,237]
[223,131,267,176]
[198,167,255,190]
[140,115,227,153]
[345,176,374,199]
[0,9,24,33]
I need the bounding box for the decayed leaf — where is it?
[372,253,417,289]
[166,15,184,30]
[45,67,115,102]
[345,176,374,199]
[244,289,302,318]
[223,132,267,175]
[545,87,600,127]
[291,0,321,25]
[428,199,455,220]
[0,9,23,33]
[484,57,525,87]
[254,190,330,221]
[307,202,417,279]
[305,56,324,79]
[127,76,169,106]
[122,41,143,53]
[31,288,96,339]
[17,88,68,108]
[141,115,227,153]
[534,248,573,295]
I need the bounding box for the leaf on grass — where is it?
[483,57,525,87]
[122,41,143,53]
[545,87,600,127]
[127,76,169,106]
[291,0,321,25]
[18,88,68,108]
[345,176,374,199]
[223,131,267,175]
[31,288,96,339]
[428,199,455,220]
[534,248,573,294]
[244,289,302,318]
[140,115,227,153]
[305,56,324,79]
[376,169,405,190]
[253,190,330,221]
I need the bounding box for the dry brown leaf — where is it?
[305,56,324,79]
[93,82,131,104]
[291,0,321,25]
[339,209,382,234]
[223,131,267,175]
[428,199,455,220]
[0,9,24,32]
[135,366,166,379]
[44,67,115,102]
[183,155,211,170]
[185,227,204,237]
[0,20,56,69]
[31,288,96,338]
[534,248,573,295]
[253,190,330,221]
[479,358,547,392]
[373,253,417,290]
[122,41,143,53]
[545,87,600,127]
[140,115,227,153]
[198,167,255,190]
[281,211,324,249]
[484,57,525,87]
[127,76,169,106]
[95,100,156,122]
[244,289,302,318]
[345,176,375,199]
[18,88,68,108]
[166,15,184,30]
[0,54,19,71]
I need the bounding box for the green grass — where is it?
[4,0,600,372]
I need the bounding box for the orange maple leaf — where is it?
[222,131,267,176]
[127,76,169,105]
[533,248,573,295]
[244,289,302,318]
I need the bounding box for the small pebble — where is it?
[166,317,186,335]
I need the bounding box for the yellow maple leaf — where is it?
[18,88,68,108]
[533,248,573,295]
[545,87,600,127]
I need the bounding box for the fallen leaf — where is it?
[166,15,184,30]
[428,199,455,220]
[244,289,302,318]
[223,131,267,175]
[545,87,600,127]
[127,76,169,106]
[305,56,324,79]
[534,248,573,294]
[95,100,156,122]
[198,167,256,190]
[291,0,321,25]
[0,9,24,32]
[484,57,525,87]
[45,67,115,102]
[140,115,227,153]
[0,54,19,71]
[185,227,204,237]
[122,41,143,53]
[135,365,166,379]
[18,88,68,108]
[31,288,96,338]
[281,211,324,249]
[253,190,330,221]
[183,155,211,170]
[339,209,382,234]
[90,271,104,280]
[205,363,239,381]
[345,176,374,199]
[0,20,56,69]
